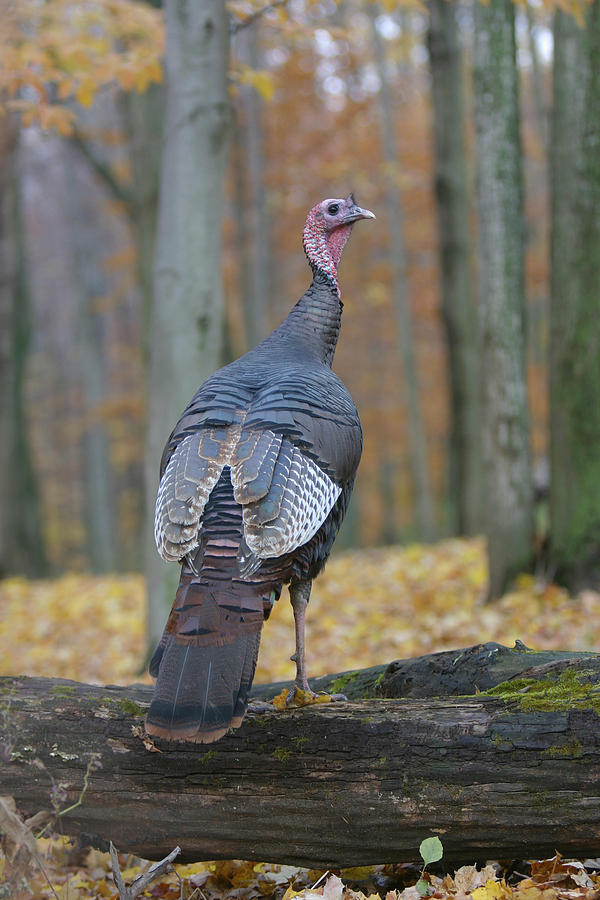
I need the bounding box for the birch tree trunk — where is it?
[145,0,231,649]
[427,0,481,536]
[473,0,533,599]
[369,5,436,541]
[549,3,600,590]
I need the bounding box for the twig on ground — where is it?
[110,841,181,900]
[0,796,60,899]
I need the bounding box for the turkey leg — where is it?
[289,579,347,703]
[290,578,313,694]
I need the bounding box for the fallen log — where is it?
[1,646,600,867]
[252,640,599,700]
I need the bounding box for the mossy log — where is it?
[252,639,599,700]
[1,645,600,867]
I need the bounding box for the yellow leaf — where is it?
[237,64,275,101]
[147,59,164,84]
[272,688,291,710]
[134,68,150,92]
[76,80,95,108]
[282,886,303,900]
[472,880,510,900]
[175,862,212,878]
[313,692,333,704]
[342,866,378,880]
[90,880,114,897]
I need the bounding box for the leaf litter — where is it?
[1,539,599,898]
[1,539,598,687]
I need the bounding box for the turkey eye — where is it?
[327,203,339,215]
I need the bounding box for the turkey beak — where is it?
[342,204,376,225]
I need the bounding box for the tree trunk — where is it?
[368,5,436,542]
[0,122,47,578]
[525,1,548,148]
[233,23,271,351]
[62,141,118,574]
[427,0,481,537]
[119,82,164,348]
[549,4,600,590]
[145,0,231,650]
[119,82,164,572]
[2,653,600,867]
[473,0,533,600]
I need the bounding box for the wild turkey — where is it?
[146,194,375,743]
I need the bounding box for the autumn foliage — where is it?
[0,0,163,134]
[2,539,599,688]
[0,0,563,573]
[4,845,600,900]
[2,0,600,894]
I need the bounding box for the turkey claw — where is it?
[287,686,318,707]
[271,687,347,710]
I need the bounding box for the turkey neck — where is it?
[265,270,342,367]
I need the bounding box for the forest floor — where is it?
[1,537,599,899]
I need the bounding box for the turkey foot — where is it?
[284,580,347,708]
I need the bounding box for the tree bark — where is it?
[145,0,231,650]
[2,650,600,867]
[525,1,548,148]
[473,0,534,599]
[62,139,118,574]
[119,82,164,350]
[368,4,436,542]
[549,3,600,590]
[427,0,481,536]
[119,82,164,573]
[233,23,271,352]
[0,121,47,578]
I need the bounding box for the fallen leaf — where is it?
[453,866,498,893]
[322,876,345,900]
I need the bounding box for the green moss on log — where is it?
[273,748,291,762]
[483,667,600,713]
[199,749,216,763]
[118,698,146,717]
[543,738,584,758]
[51,685,77,698]
[328,671,359,695]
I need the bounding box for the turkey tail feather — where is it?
[146,625,262,743]
[146,542,268,744]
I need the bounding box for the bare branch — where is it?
[230,0,289,34]
[69,130,135,217]
[111,842,181,900]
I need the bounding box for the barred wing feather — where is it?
[239,442,341,559]
[155,423,342,571]
[154,428,239,562]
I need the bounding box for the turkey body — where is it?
[146,198,373,743]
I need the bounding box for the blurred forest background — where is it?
[1,0,599,654]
